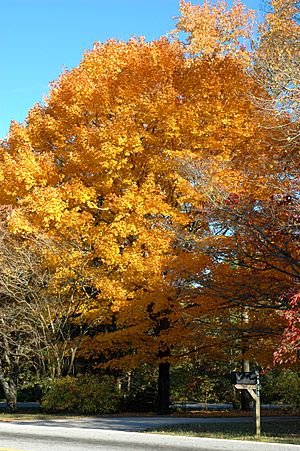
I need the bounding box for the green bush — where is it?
[276,371,300,407]
[261,369,300,407]
[42,375,122,414]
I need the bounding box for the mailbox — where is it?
[231,371,258,385]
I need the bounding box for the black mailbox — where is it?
[231,371,257,385]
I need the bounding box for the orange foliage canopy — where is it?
[0,2,283,370]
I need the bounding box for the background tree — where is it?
[0,220,49,411]
[255,0,299,145]
[176,0,255,65]
[254,0,300,362]
[174,0,300,400]
[0,213,101,410]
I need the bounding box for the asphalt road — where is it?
[1,420,300,451]
[1,415,262,431]
[0,423,300,451]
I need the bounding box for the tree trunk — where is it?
[241,359,251,411]
[149,307,172,415]
[127,370,132,393]
[0,372,17,412]
[158,361,170,414]
[241,307,251,411]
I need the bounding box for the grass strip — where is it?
[148,420,300,445]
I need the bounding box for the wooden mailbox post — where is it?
[231,371,261,438]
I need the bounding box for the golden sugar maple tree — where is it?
[0,2,280,411]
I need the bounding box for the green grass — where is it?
[149,420,300,445]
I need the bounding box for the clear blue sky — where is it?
[1,0,262,140]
